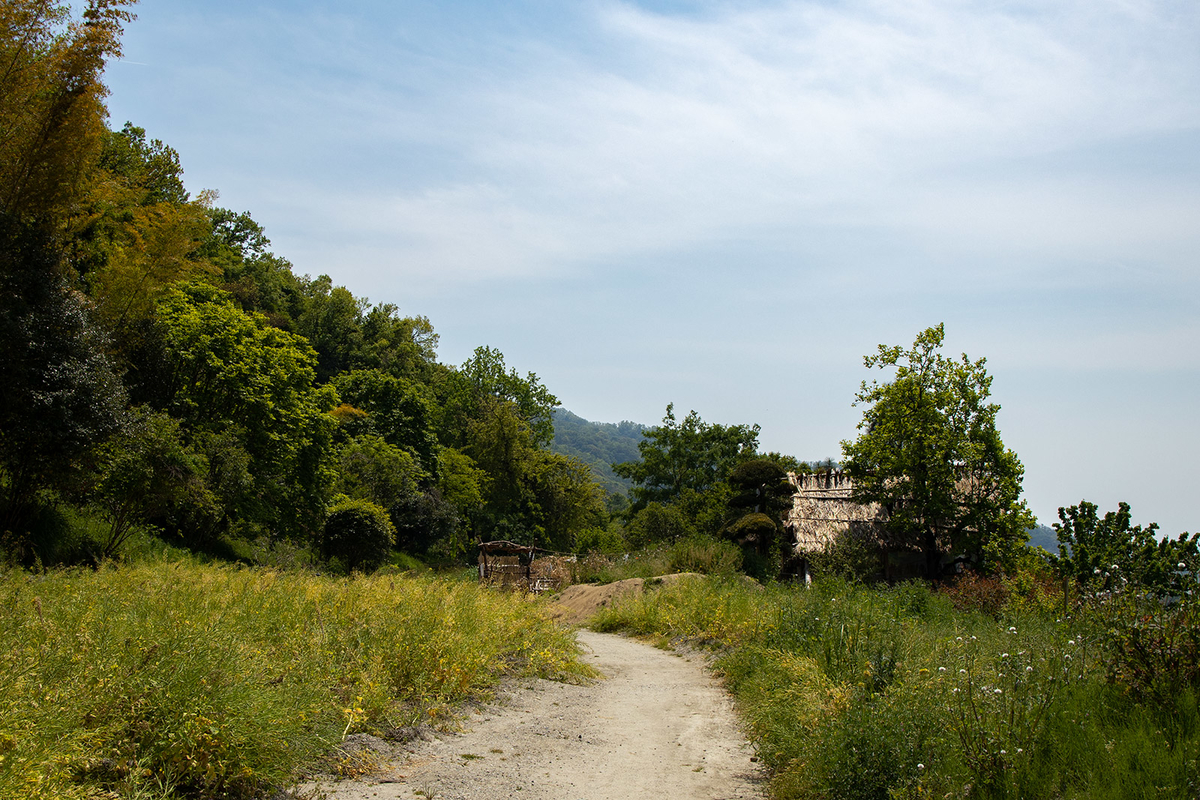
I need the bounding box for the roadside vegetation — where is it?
[0,557,589,800]
[593,563,1200,799]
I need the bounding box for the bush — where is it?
[939,571,1010,618]
[322,498,396,573]
[808,526,883,582]
[574,525,626,555]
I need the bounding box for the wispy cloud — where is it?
[234,0,1200,287]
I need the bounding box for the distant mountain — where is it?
[551,409,646,497]
[1027,525,1058,553]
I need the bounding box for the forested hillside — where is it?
[0,1,613,566]
[550,409,644,499]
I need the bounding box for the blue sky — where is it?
[103,0,1200,534]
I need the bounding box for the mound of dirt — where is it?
[547,573,700,625]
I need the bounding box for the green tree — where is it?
[89,408,214,560]
[321,497,395,573]
[626,503,696,549]
[0,218,127,540]
[614,403,759,512]
[725,458,795,567]
[332,369,436,468]
[335,434,427,509]
[840,324,1032,579]
[440,346,558,449]
[68,123,215,334]
[194,207,305,327]
[526,450,606,552]
[1051,500,1199,597]
[149,281,337,539]
[296,276,364,382]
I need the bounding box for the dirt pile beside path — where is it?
[547,573,701,625]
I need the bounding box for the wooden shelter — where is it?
[477,541,575,593]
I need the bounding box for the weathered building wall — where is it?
[784,470,887,553]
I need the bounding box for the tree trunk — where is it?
[923,529,941,581]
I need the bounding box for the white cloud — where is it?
[246,0,1200,287]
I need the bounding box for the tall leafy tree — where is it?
[614,403,760,511]
[841,324,1032,579]
[441,346,558,448]
[332,369,436,468]
[0,218,126,538]
[150,281,337,539]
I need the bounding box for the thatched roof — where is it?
[784,470,888,553]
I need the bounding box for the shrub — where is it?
[573,525,626,555]
[322,498,396,573]
[939,571,1009,618]
[808,525,883,582]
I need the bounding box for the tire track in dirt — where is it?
[303,630,765,800]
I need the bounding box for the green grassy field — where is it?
[0,559,590,799]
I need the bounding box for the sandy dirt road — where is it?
[303,629,765,800]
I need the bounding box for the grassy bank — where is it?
[593,575,1200,799]
[0,560,589,799]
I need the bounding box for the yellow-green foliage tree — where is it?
[68,123,216,332]
[148,282,338,540]
[0,0,136,227]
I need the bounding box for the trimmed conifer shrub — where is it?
[322,497,396,573]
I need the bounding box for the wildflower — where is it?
[1008,626,1017,633]
[956,636,963,642]
[938,667,946,672]
[994,688,1003,694]
[1067,639,1075,646]
[1000,750,1007,755]
[1026,666,1033,672]
[959,669,967,675]
[917,763,925,770]
[1016,749,1023,754]
[1001,653,1009,658]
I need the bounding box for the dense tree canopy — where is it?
[614,403,759,511]
[841,324,1032,578]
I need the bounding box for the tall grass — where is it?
[593,576,1200,799]
[571,535,742,584]
[0,559,589,799]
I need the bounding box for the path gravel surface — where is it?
[302,629,765,800]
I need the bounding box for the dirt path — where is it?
[303,630,765,799]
